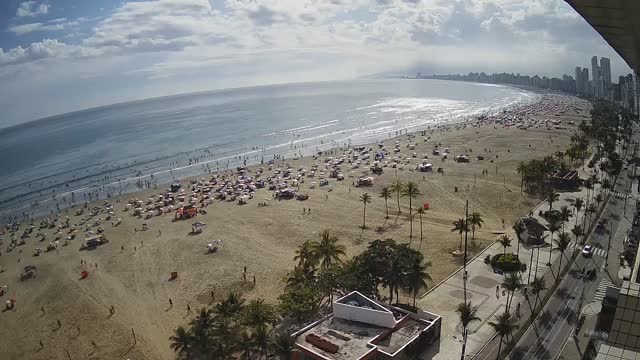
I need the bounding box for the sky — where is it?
[0,0,632,127]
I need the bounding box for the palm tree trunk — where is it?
[385,198,389,219]
[459,233,463,251]
[409,198,413,243]
[496,336,503,360]
[389,286,394,305]
[397,191,401,214]
[419,214,424,251]
[363,203,366,228]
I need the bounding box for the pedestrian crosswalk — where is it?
[592,248,607,257]
[593,279,618,303]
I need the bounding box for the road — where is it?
[506,180,635,360]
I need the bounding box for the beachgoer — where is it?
[169,298,173,307]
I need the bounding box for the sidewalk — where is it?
[418,165,599,359]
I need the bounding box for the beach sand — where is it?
[0,94,591,359]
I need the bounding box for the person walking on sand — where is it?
[169,298,173,308]
[187,304,191,314]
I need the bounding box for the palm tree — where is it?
[530,276,547,314]
[512,221,525,259]
[390,180,404,214]
[252,324,270,359]
[360,193,371,228]
[169,326,193,359]
[211,318,241,356]
[516,161,528,194]
[595,193,604,208]
[402,182,422,243]
[559,206,572,233]
[311,230,346,269]
[469,212,484,241]
[456,302,481,334]
[416,207,426,251]
[451,218,468,251]
[402,259,432,307]
[216,292,245,319]
[293,240,317,272]
[488,313,519,360]
[239,331,255,360]
[573,198,584,226]
[571,225,585,246]
[529,233,547,284]
[546,217,561,266]
[497,235,512,258]
[546,188,560,210]
[380,186,392,219]
[270,331,299,360]
[190,307,215,332]
[586,202,598,229]
[501,273,523,314]
[553,232,571,281]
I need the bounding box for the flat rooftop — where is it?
[296,316,385,360]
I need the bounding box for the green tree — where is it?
[553,232,571,282]
[512,220,525,259]
[311,230,346,269]
[516,161,529,194]
[401,181,422,243]
[573,198,584,227]
[293,240,318,272]
[497,235,512,257]
[451,218,468,251]
[501,273,523,314]
[216,293,246,320]
[488,313,519,360]
[571,225,585,246]
[270,331,299,360]
[456,302,481,334]
[169,326,193,359]
[251,324,270,359]
[278,284,322,322]
[390,180,404,214]
[530,276,547,313]
[401,258,432,307]
[546,217,561,266]
[469,212,484,241]
[559,206,572,234]
[242,298,278,329]
[380,186,392,219]
[546,188,560,210]
[360,192,371,228]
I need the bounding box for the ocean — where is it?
[0,79,537,221]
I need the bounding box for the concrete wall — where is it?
[333,301,396,328]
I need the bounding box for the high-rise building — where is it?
[601,57,612,100]
[592,56,602,98]
[575,67,583,94]
[582,68,590,96]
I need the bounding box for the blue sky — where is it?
[0,0,632,127]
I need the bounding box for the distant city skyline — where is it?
[422,54,636,111]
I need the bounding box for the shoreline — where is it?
[1,88,541,223]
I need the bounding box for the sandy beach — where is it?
[0,93,591,359]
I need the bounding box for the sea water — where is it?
[0,79,538,221]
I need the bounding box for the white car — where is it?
[582,245,594,257]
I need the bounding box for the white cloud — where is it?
[0,0,633,125]
[9,18,84,35]
[16,1,50,17]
